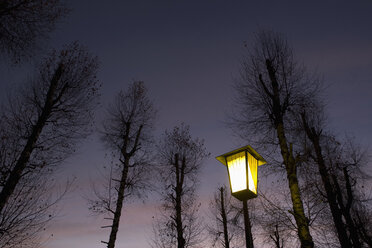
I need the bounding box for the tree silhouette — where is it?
[270,225,284,248]
[208,186,244,248]
[231,30,316,247]
[88,81,156,248]
[0,173,72,248]
[300,106,352,247]
[0,42,99,246]
[0,0,69,63]
[152,124,209,248]
[324,137,372,247]
[298,85,372,247]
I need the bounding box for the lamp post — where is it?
[216,145,266,248]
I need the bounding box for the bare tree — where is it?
[152,124,209,248]
[298,161,340,248]
[255,174,338,248]
[88,81,156,248]
[0,173,71,248]
[300,93,372,248]
[231,30,316,247]
[327,137,372,248]
[0,42,100,245]
[208,186,244,248]
[0,0,69,62]
[300,104,352,247]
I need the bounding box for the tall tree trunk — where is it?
[276,125,313,248]
[175,154,186,248]
[342,168,362,248]
[301,114,351,248]
[242,200,254,248]
[265,59,314,248]
[107,159,129,248]
[332,169,361,248]
[219,187,230,248]
[106,123,142,248]
[0,64,63,214]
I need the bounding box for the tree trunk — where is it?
[175,154,186,248]
[106,123,142,248]
[342,168,362,248]
[0,64,63,214]
[277,123,314,248]
[301,114,351,248]
[265,59,314,248]
[220,187,230,248]
[332,169,361,248]
[243,200,254,248]
[107,158,129,248]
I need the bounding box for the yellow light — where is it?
[247,152,257,194]
[227,151,247,193]
[216,145,266,201]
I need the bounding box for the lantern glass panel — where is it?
[226,151,247,193]
[247,152,258,194]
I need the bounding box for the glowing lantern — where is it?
[216,145,266,201]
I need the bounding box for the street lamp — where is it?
[216,145,266,248]
[216,145,266,201]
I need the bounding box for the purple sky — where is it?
[1,1,372,247]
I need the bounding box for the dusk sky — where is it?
[1,1,372,248]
